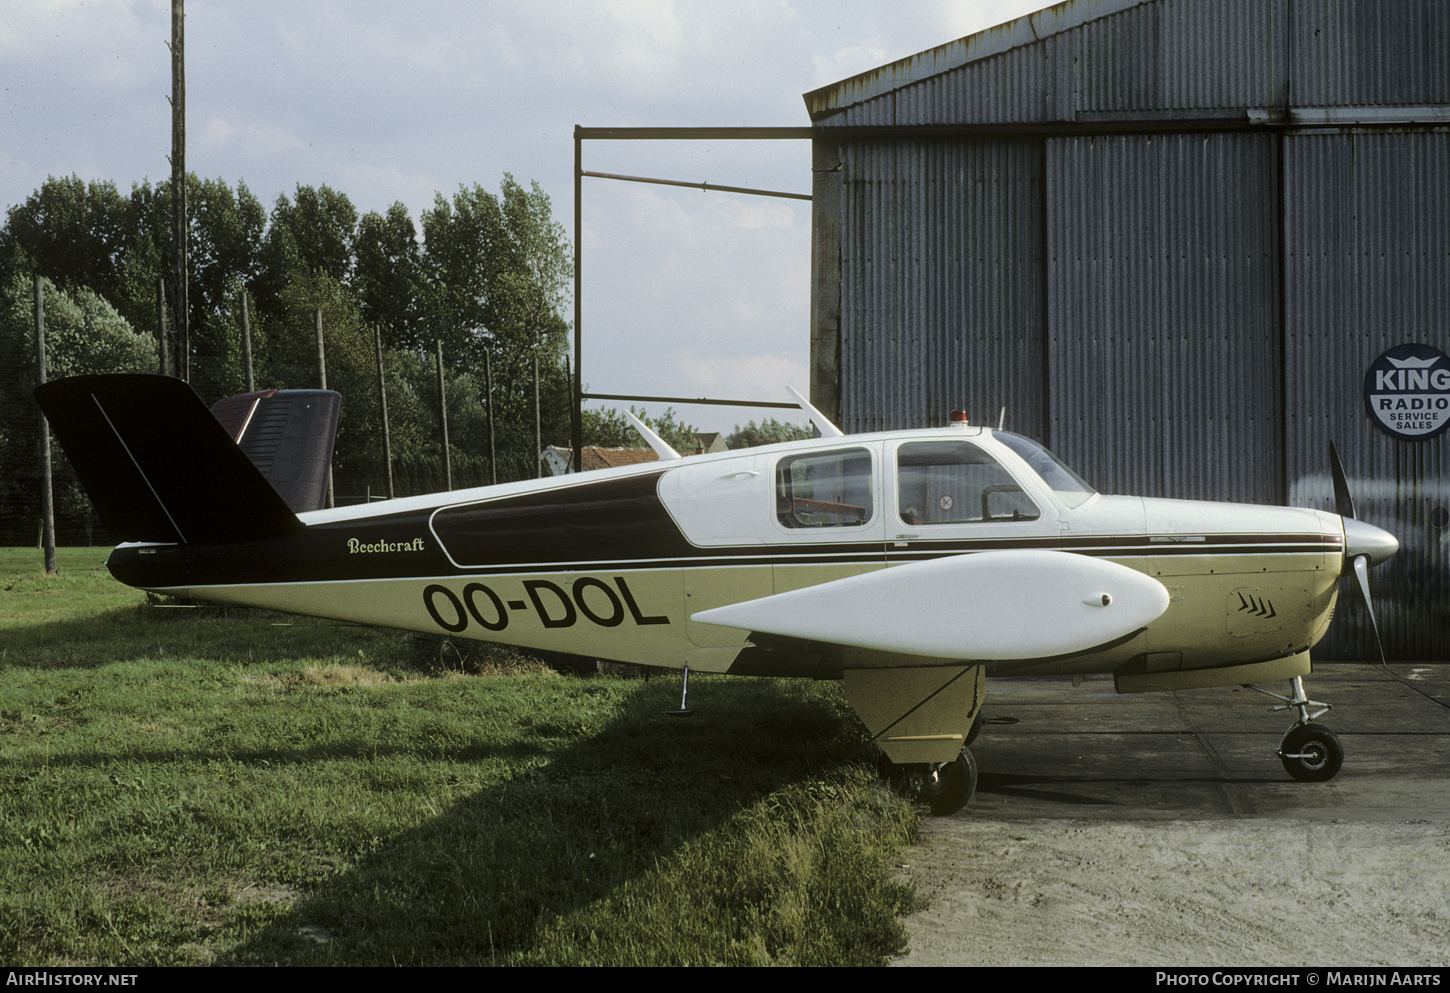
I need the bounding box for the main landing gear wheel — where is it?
[878,749,978,816]
[1278,723,1344,782]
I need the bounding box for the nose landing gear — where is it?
[1251,675,1344,782]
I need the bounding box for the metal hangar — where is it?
[803,0,1450,659]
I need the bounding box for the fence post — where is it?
[534,354,542,479]
[315,308,333,507]
[314,307,328,390]
[240,291,254,393]
[484,350,496,485]
[374,324,394,500]
[435,339,452,491]
[35,276,57,575]
[565,356,575,472]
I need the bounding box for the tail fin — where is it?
[35,374,305,545]
[209,388,341,513]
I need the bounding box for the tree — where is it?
[727,418,813,450]
[582,405,701,454]
[418,182,506,365]
[0,170,579,512]
[188,177,267,329]
[354,203,424,350]
[419,177,570,368]
[255,184,359,327]
[0,176,132,311]
[119,176,269,392]
[418,176,573,484]
[0,275,156,542]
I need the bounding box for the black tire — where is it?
[1279,723,1344,782]
[879,750,977,816]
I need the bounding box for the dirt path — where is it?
[891,816,1450,967]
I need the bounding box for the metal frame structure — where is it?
[570,126,813,465]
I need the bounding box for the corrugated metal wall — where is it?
[1046,132,1282,505]
[1293,0,1450,106]
[811,0,1450,658]
[839,139,1046,440]
[1282,131,1450,657]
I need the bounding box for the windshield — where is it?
[994,432,1097,509]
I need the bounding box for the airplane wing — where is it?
[691,549,1169,660]
[210,388,341,513]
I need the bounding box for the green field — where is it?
[0,548,919,966]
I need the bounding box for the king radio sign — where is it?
[1363,344,1450,441]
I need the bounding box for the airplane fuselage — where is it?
[107,424,1346,686]
[35,373,1399,809]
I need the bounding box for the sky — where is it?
[2,0,1054,435]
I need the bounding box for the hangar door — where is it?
[1045,133,1282,506]
[835,132,1282,507]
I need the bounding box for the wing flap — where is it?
[692,549,1169,660]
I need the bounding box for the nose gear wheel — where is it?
[1249,675,1344,782]
[1278,722,1344,782]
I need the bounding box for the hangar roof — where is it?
[804,0,1146,120]
[804,0,1450,127]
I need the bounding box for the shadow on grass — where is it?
[208,675,893,966]
[1,578,915,964]
[0,602,422,672]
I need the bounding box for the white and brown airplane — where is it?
[36,374,1398,815]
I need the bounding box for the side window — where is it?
[897,441,1039,524]
[775,448,874,528]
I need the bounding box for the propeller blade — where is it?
[1351,554,1388,667]
[1329,441,1356,520]
[1332,443,1394,665]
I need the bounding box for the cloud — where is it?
[0,0,163,69]
[337,162,440,219]
[676,350,810,404]
[811,44,893,88]
[2,0,1056,430]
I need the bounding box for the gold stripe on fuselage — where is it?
[166,536,1340,682]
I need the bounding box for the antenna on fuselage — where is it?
[786,386,843,438]
[665,665,694,717]
[998,407,1006,431]
[624,410,681,460]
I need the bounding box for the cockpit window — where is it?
[775,448,874,528]
[994,432,1097,509]
[897,441,1039,524]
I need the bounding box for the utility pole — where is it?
[169,0,188,382]
[156,277,170,376]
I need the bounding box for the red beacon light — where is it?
[948,410,970,427]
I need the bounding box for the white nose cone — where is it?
[1343,517,1398,568]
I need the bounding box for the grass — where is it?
[0,547,920,966]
